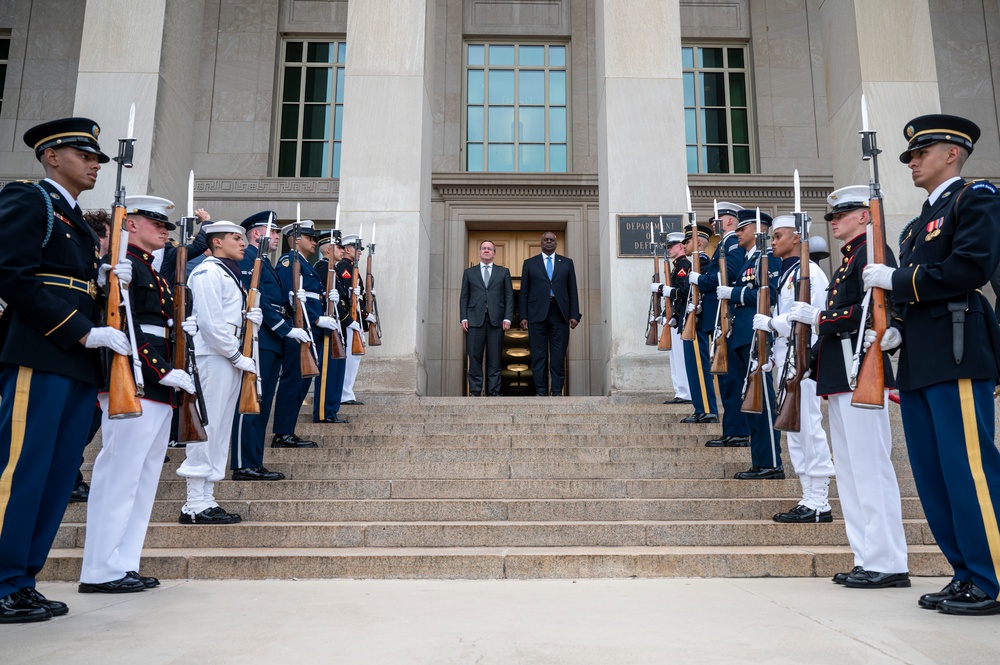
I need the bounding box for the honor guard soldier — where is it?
[862,115,1000,614]
[721,210,782,479]
[651,232,691,404]
[80,196,197,593]
[790,185,909,588]
[338,234,370,404]
[752,215,834,520]
[674,222,719,424]
[0,118,135,622]
[313,233,349,422]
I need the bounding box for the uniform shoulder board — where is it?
[970,180,998,194]
[280,257,290,267]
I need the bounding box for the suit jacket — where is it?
[460,263,513,327]
[519,252,581,324]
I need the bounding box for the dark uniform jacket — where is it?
[0,180,103,385]
[334,257,370,334]
[675,252,715,333]
[239,243,292,354]
[277,250,324,330]
[667,255,691,328]
[814,233,896,396]
[891,178,1000,391]
[729,247,780,349]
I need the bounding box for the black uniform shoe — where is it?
[315,415,349,423]
[78,576,147,594]
[918,579,972,610]
[271,434,319,448]
[664,397,692,404]
[18,587,68,617]
[844,570,911,589]
[705,435,750,447]
[126,571,160,589]
[833,566,864,585]
[0,591,51,623]
[773,504,833,523]
[69,479,89,503]
[340,399,364,405]
[937,583,1000,615]
[232,467,286,481]
[680,413,719,424]
[178,506,243,525]
[734,466,785,480]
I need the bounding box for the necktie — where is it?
[483,264,491,286]
[545,255,553,280]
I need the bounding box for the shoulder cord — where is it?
[31,183,55,248]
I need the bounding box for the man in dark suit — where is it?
[460,240,513,396]
[519,232,581,396]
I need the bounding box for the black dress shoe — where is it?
[773,504,833,523]
[271,433,319,448]
[126,571,160,588]
[232,467,286,481]
[664,397,692,404]
[937,583,1000,615]
[69,479,89,503]
[680,413,719,424]
[734,466,785,480]
[18,587,67,617]
[844,570,911,589]
[78,575,147,594]
[0,591,51,623]
[340,399,364,405]
[918,579,972,610]
[315,414,349,424]
[705,435,750,447]
[178,506,243,525]
[833,566,864,585]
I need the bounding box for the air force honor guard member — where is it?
[313,233,349,422]
[862,115,1000,615]
[0,118,134,622]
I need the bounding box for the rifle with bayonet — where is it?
[237,214,275,414]
[774,211,812,431]
[325,230,347,359]
[350,236,366,356]
[657,233,673,351]
[365,236,381,347]
[291,224,321,378]
[710,226,732,375]
[173,214,208,441]
[741,223,771,414]
[681,213,700,342]
[646,223,661,347]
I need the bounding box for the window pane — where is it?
[468,70,484,104]
[549,45,566,67]
[467,143,484,171]
[683,72,695,107]
[733,146,751,174]
[549,144,567,172]
[682,47,693,69]
[488,70,515,104]
[286,42,303,63]
[467,106,484,141]
[488,106,514,141]
[337,42,346,63]
[519,106,544,142]
[686,146,698,174]
[487,143,515,171]
[520,144,545,172]
[278,142,297,176]
[302,105,329,140]
[301,141,328,177]
[283,67,301,102]
[703,146,729,174]
[332,142,342,178]
[307,42,333,63]
[333,104,343,140]
[489,44,514,65]
[336,68,345,103]
[727,47,744,69]
[701,108,728,143]
[685,108,696,144]
[468,44,485,66]
[520,45,544,66]
[549,107,567,143]
[519,70,544,105]
[549,71,566,105]
[731,108,748,144]
[700,72,725,106]
[701,47,724,68]
[0,39,9,59]
[305,68,332,102]
[280,104,299,140]
[729,73,746,107]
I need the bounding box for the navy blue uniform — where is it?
[676,252,717,416]
[312,257,346,421]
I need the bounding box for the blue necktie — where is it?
[545,255,553,280]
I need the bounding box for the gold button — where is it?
[832,289,838,295]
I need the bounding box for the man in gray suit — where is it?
[460,240,514,396]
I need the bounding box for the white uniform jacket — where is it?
[189,257,246,360]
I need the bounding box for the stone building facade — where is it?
[1,0,997,395]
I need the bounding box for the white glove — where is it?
[113,262,132,287]
[97,262,112,288]
[668,317,677,328]
[663,286,675,298]
[864,327,902,351]
[686,301,696,314]
[296,288,307,303]
[232,354,256,373]
[655,316,668,326]
[752,313,772,332]
[349,321,363,333]
[863,264,895,291]
[160,369,196,394]
[245,307,263,327]
[353,286,362,299]
[689,271,701,286]
[84,327,130,355]
[789,302,821,326]
[651,282,664,293]
[770,314,792,338]
[181,316,198,336]
[716,285,733,300]
[166,318,174,328]
[366,313,377,324]
[286,327,311,343]
[315,316,338,331]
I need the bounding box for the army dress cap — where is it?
[735,209,773,230]
[124,195,176,230]
[809,235,830,261]
[713,201,745,221]
[24,117,110,163]
[280,219,320,237]
[824,185,872,221]
[202,220,246,240]
[317,229,343,249]
[666,231,685,246]
[899,114,980,163]
[683,222,715,240]
[241,210,278,231]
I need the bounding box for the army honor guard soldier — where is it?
[675,222,719,424]
[312,232,349,422]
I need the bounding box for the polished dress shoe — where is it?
[69,479,89,503]
[664,397,692,404]
[178,506,243,525]
[705,435,750,448]
[773,504,832,523]
[937,583,1000,615]
[918,579,972,610]
[78,575,147,594]
[232,467,286,481]
[0,591,51,623]
[844,570,911,589]
[734,466,785,480]
[18,587,67,617]
[680,413,719,424]
[832,566,864,585]
[271,433,318,448]
[315,414,349,424]
[340,399,364,405]
[127,571,160,589]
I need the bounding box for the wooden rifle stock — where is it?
[646,253,661,346]
[350,259,366,356]
[774,236,812,432]
[852,196,888,408]
[365,252,381,347]
[326,256,346,359]
[292,249,321,378]
[681,241,701,342]
[657,256,672,350]
[237,244,263,415]
[710,245,731,374]
[173,225,208,442]
[106,203,143,419]
[741,240,770,414]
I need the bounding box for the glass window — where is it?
[684,43,753,174]
[275,39,347,178]
[0,34,10,115]
[464,42,570,172]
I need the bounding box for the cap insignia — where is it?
[906,125,915,138]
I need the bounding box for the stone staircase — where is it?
[43,395,948,580]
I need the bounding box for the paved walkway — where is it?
[2,577,998,664]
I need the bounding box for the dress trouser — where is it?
[341,327,363,402]
[81,397,171,584]
[467,319,504,396]
[718,343,749,437]
[683,331,717,416]
[901,379,1000,598]
[0,367,96,598]
[668,327,690,400]
[314,332,346,420]
[273,335,310,436]
[731,343,782,468]
[231,346,281,470]
[528,300,570,396]
[827,391,908,574]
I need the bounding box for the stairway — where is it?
[44,395,948,580]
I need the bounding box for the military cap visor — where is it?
[823,200,869,221]
[899,114,980,163]
[735,210,773,230]
[24,117,110,163]
[127,207,176,230]
[241,210,278,231]
[683,222,716,240]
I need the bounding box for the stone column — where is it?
[74,0,204,210]
[595,0,687,393]
[820,0,939,239]
[338,0,435,393]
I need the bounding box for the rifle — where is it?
[681,212,700,342]
[646,222,661,346]
[237,213,274,414]
[710,234,732,375]
[105,111,143,419]
[350,236,366,356]
[741,220,771,414]
[173,214,208,442]
[657,244,672,350]
[291,223,321,378]
[365,235,381,347]
[774,211,812,431]
[325,230,347,359]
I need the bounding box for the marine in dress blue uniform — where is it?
[312,233,348,423]
[675,222,718,424]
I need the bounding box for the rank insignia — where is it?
[677,268,687,277]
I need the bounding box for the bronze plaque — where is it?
[617,214,685,258]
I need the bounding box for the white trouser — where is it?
[669,327,690,400]
[178,354,240,514]
[81,396,171,584]
[827,391,908,573]
[341,327,363,401]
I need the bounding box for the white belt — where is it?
[304,292,322,300]
[140,324,169,338]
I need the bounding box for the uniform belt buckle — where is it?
[88,280,98,299]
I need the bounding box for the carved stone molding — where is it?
[434,173,599,201]
[194,178,340,200]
